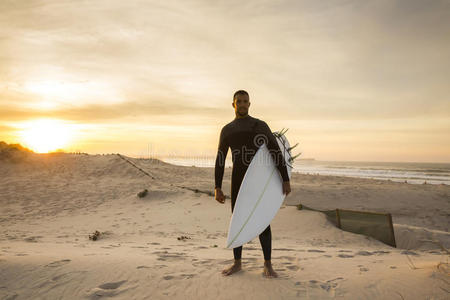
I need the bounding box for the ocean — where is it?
[157,157,450,185]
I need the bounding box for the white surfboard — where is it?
[226,131,294,249]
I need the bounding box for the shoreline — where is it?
[156,157,450,186]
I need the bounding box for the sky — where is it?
[1,0,449,162]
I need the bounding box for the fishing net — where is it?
[298,204,397,247]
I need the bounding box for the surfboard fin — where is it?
[279,128,289,136]
[287,143,299,153]
[289,153,301,162]
[273,127,301,165]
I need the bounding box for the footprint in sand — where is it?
[51,270,88,281]
[192,258,214,267]
[99,281,127,290]
[45,259,71,267]
[295,277,345,297]
[357,265,369,272]
[286,265,300,271]
[136,265,150,269]
[401,250,419,256]
[86,280,129,299]
[206,234,217,240]
[277,256,295,262]
[373,250,390,255]
[337,254,354,258]
[195,246,209,250]
[24,236,42,243]
[155,264,168,269]
[359,267,369,272]
[355,251,374,256]
[371,260,384,264]
[155,251,188,262]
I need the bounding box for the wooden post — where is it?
[336,209,341,229]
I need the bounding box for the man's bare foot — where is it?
[263,260,278,278]
[222,259,242,276]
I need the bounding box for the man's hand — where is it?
[215,188,225,204]
[282,181,291,196]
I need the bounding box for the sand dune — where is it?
[0,153,448,299]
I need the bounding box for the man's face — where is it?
[232,94,250,117]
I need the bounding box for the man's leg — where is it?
[222,177,243,276]
[222,246,242,276]
[259,225,272,260]
[231,192,243,261]
[233,246,242,260]
[259,225,278,278]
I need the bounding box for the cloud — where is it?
[2,1,449,103]
[0,124,14,132]
[0,98,223,124]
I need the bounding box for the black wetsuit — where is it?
[215,115,290,260]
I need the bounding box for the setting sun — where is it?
[18,119,75,153]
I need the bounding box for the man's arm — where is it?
[214,127,229,197]
[260,121,291,196]
[260,121,290,183]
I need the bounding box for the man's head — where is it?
[232,90,250,118]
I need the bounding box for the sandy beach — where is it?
[0,152,449,299]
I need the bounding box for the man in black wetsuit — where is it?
[214,90,291,278]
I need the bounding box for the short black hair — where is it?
[233,90,249,101]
